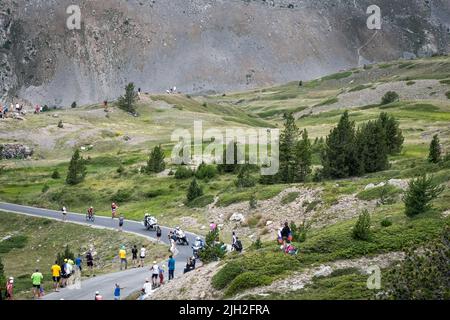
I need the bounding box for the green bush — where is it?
[51,169,60,179]
[0,235,28,254]
[145,145,166,173]
[111,189,133,203]
[186,178,203,202]
[381,218,393,227]
[235,165,256,188]
[175,166,194,179]
[41,184,50,193]
[381,91,400,105]
[403,175,444,217]
[382,226,450,300]
[195,163,217,180]
[352,210,371,241]
[198,229,226,263]
[291,220,310,243]
[212,261,244,290]
[71,101,77,108]
[145,189,166,198]
[249,193,257,209]
[446,91,450,99]
[224,272,272,297]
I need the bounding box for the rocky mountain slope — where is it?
[1,0,449,106]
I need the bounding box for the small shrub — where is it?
[291,220,310,243]
[197,229,226,263]
[195,163,217,180]
[117,165,125,175]
[403,175,444,217]
[51,169,60,179]
[41,184,50,193]
[445,91,450,99]
[381,91,400,105]
[0,235,28,254]
[71,101,77,108]
[211,261,244,290]
[57,120,64,128]
[111,189,133,203]
[186,178,203,202]
[246,214,262,228]
[249,193,257,209]
[235,165,256,188]
[252,237,263,250]
[406,81,416,86]
[175,166,194,179]
[224,272,272,297]
[380,218,393,227]
[145,189,166,198]
[352,210,371,241]
[42,105,49,112]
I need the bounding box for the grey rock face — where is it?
[0,0,449,106]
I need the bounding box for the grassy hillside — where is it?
[1,55,449,299]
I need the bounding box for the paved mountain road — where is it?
[0,202,201,300]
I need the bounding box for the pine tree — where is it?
[187,178,203,202]
[403,175,444,217]
[322,111,358,178]
[356,119,389,173]
[118,82,138,113]
[145,145,166,173]
[278,113,299,183]
[379,112,404,154]
[294,129,312,182]
[66,149,87,185]
[352,210,371,241]
[428,134,442,164]
[218,141,242,173]
[235,164,256,188]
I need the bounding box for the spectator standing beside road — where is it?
[31,269,43,299]
[86,250,94,276]
[139,245,146,267]
[156,226,162,243]
[132,245,138,267]
[119,246,127,270]
[151,261,159,287]
[118,214,124,232]
[51,261,61,292]
[168,255,176,281]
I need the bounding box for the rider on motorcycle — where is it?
[175,227,189,245]
[192,236,205,258]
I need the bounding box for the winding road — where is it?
[0,202,201,300]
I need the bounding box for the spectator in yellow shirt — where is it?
[51,261,62,292]
[119,246,127,270]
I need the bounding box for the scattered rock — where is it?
[230,213,245,222]
[266,220,273,226]
[364,183,376,190]
[388,179,409,190]
[313,265,333,278]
